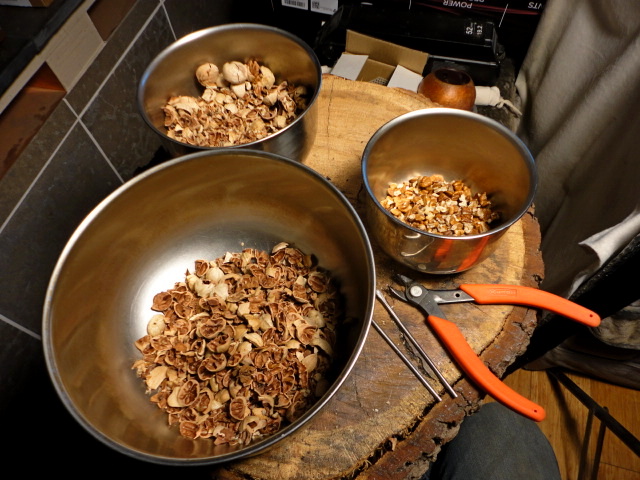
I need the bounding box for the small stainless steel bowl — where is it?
[362,108,537,274]
[43,149,375,466]
[137,23,322,161]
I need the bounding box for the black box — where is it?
[336,0,546,71]
[269,0,545,74]
[315,3,503,85]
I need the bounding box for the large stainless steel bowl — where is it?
[42,150,375,466]
[138,23,322,161]
[362,108,537,274]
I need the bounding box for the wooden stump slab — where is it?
[212,75,544,480]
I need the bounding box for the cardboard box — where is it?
[0,0,53,6]
[329,30,428,92]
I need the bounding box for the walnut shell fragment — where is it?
[132,244,344,445]
[163,59,309,148]
[380,174,501,236]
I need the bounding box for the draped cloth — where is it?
[515,0,640,363]
[515,0,640,299]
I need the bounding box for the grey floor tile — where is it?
[0,101,76,226]
[0,124,121,333]
[81,7,174,180]
[0,321,42,412]
[164,0,234,37]
[66,0,162,114]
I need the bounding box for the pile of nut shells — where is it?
[162,60,309,147]
[132,243,342,444]
[380,174,500,236]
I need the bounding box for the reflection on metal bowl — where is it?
[138,23,322,162]
[362,108,537,274]
[43,149,375,466]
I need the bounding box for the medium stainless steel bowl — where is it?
[362,108,537,274]
[43,150,375,466]
[137,23,322,161]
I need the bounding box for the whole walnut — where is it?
[195,63,219,87]
[222,61,250,85]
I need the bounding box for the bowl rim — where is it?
[361,107,538,240]
[42,148,376,465]
[136,23,323,152]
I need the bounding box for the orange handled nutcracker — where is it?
[388,274,601,422]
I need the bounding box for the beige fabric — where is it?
[526,333,640,389]
[594,301,640,350]
[515,0,640,298]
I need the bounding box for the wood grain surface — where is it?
[212,75,544,480]
[501,368,640,480]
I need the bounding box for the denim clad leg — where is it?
[423,402,561,480]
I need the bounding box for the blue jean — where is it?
[423,402,561,480]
